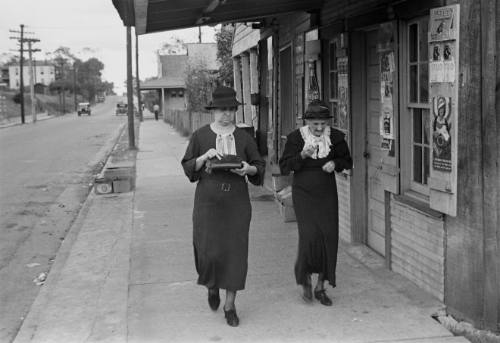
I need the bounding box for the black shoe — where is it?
[224,308,239,327]
[302,283,313,303]
[314,289,332,306]
[208,288,220,311]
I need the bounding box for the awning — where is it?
[112,0,324,34]
[140,77,186,90]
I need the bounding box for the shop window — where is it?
[294,32,305,122]
[328,37,349,138]
[404,17,430,196]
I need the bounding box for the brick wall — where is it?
[390,199,445,301]
[336,174,351,243]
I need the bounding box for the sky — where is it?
[1,0,218,94]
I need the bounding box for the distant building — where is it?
[140,42,219,113]
[8,62,55,90]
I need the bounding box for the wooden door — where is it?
[278,46,293,157]
[365,30,386,256]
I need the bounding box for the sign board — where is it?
[428,4,460,216]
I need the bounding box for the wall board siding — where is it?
[390,200,445,301]
[337,174,351,243]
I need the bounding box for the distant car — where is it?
[77,102,91,116]
[97,95,105,103]
[115,102,127,115]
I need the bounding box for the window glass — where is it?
[413,145,423,183]
[413,109,422,143]
[409,24,418,62]
[410,65,418,102]
[420,63,429,102]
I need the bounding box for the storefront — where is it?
[113,0,499,331]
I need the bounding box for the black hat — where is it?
[303,100,332,120]
[205,86,242,110]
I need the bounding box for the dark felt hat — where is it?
[303,100,332,120]
[205,86,242,110]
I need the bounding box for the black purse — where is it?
[206,154,243,172]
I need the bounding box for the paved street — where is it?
[14,119,469,343]
[0,96,127,342]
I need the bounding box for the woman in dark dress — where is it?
[279,100,352,306]
[181,86,265,327]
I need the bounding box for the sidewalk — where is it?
[0,112,55,129]
[14,119,469,343]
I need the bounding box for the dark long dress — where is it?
[279,127,352,287]
[181,125,265,291]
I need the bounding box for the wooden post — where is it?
[136,31,143,122]
[28,41,36,123]
[233,57,243,123]
[126,26,135,149]
[480,0,499,330]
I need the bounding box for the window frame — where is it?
[401,16,431,198]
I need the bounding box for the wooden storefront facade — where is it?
[113,0,499,331]
[234,0,499,331]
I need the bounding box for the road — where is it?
[0,96,128,342]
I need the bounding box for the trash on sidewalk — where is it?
[95,161,135,195]
[272,173,296,222]
[33,272,47,286]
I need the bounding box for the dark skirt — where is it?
[192,174,251,291]
[292,168,339,288]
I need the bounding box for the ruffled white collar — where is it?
[299,125,331,159]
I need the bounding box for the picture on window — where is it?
[432,96,452,171]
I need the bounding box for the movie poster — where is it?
[337,57,349,130]
[379,51,394,149]
[432,96,452,171]
[429,42,456,83]
[429,6,458,42]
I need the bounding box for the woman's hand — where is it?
[301,144,317,159]
[231,161,257,176]
[202,148,222,162]
[322,160,336,173]
[195,148,222,171]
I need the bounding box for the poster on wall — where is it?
[429,42,456,83]
[432,96,452,172]
[337,57,349,130]
[379,51,394,149]
[429,6,458,42]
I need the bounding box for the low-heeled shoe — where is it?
[208,289,220,311]
[314,289,333,306]
[224,308,239,327]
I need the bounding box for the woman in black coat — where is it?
[181,86,265,326]
[279,100,352,306]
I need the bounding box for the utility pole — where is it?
[26,38,40,123]
[198,26,202,43]
[135,31,143,122]
[73,67,77,112]
[126,26,135,149]
[9,24,26,123]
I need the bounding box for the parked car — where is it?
[77,102,91,116]
[96,95,105,103]
[115,102,127,115]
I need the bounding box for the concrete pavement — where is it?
[14,117,469,343]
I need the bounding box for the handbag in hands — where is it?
[206,154,243,172]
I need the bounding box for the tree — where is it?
[185,60,217,112]
[76,57,105,102]
[215,24,234,86]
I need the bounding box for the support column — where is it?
[249,48,259,128]
[233,56,244,123]
[241,52,252,126]
[161,87,165,119]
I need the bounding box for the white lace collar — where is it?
[299,125,332,159]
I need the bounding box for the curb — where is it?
[13,122,129,342]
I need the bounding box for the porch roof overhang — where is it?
[112,0,324,34]
[140,77,186,90]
